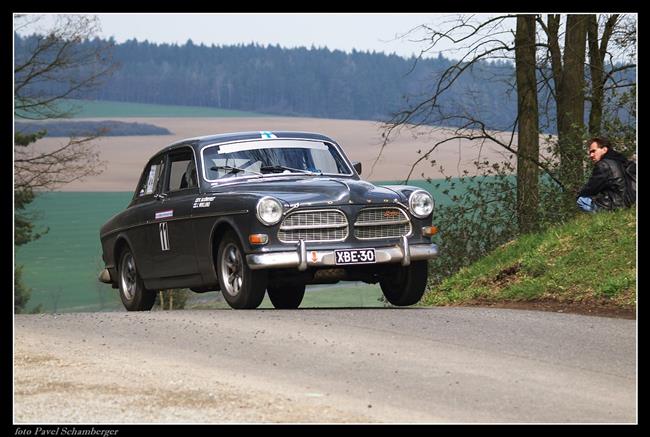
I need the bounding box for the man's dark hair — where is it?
[589,137,612,150]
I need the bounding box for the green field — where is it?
[15,192,133,313]
[52,99,269,118]
[15,181,448,313]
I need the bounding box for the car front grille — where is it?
[354,207,411,240]
[278,209,348,243]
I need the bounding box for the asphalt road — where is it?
[14,307,636,423]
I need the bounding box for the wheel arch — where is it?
[113,233,136,273]
[209,219,245,281]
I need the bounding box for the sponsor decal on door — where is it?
[155,209,174,220]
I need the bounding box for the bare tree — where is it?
[14,14,115,119]
[13,14,117,313]
[14,14,117,192]
[371,14,521,182]
[14,133,105,191]
[373,14,559,227]
[585,14,636,138]
[538,14,590,194]
[377,13,635,221]
[587,14,618,136]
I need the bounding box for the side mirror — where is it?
[352,161,362,175]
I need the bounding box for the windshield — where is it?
[201,139,351,182]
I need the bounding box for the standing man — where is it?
[576,137,631,213]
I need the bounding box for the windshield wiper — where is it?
[260,165,322,175]
[210,165,263,176]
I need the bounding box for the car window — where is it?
[137,156,165,198]
[201,140,351,182]
[167,149,197,192]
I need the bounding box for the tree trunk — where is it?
[515,15,540,234]
[587,14,619,137]
[556,14,589,195]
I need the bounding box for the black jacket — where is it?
[577,149,629,211]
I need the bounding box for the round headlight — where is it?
[409,190,434,218]
[256,197,283,226]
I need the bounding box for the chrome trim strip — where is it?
[280,223,348,230]
[246,243,439,270]
[354,219,410,227]
[99,210,249,240]
[191,209,249,220]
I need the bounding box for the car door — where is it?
[127,153,167,280]
[148,147,201,279]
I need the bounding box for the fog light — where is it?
[421,226,438,237]
[249,234,269,245]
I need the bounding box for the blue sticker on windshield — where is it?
[260,131,277,139]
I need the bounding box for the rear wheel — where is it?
[118,248,156,311]
[267,284,306,309]
[217,231,267,309]
[379,261,428,306]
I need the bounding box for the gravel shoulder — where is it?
[14,326,370,423]
[13,308,637,424]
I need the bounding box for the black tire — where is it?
[217,231,267,309]
[267,284,306,309]
[118,248,156,311]
[379,261,429,306]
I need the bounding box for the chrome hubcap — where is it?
[120,254,137,300]
[221,243,243,297]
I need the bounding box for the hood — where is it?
[603,149,628,163]
[211,176,407,206]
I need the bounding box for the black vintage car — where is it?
[99,131,439,310]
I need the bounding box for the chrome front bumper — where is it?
[246,236,438,270]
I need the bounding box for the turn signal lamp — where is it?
[421,226,438,237]
[249,234,269,245]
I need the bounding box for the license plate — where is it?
[334,248,376,265]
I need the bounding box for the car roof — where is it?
[161,131,337,154]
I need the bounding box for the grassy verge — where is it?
[421,206,637,312]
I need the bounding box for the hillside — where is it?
[421,207,637,318]
[15,120,171,137]
[14,35,521,129]
[45,99,268,118]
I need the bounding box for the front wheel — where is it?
[379,261,428,306]
[118,248,156,311]
[217,231,267,309]
[267,284,306,309]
